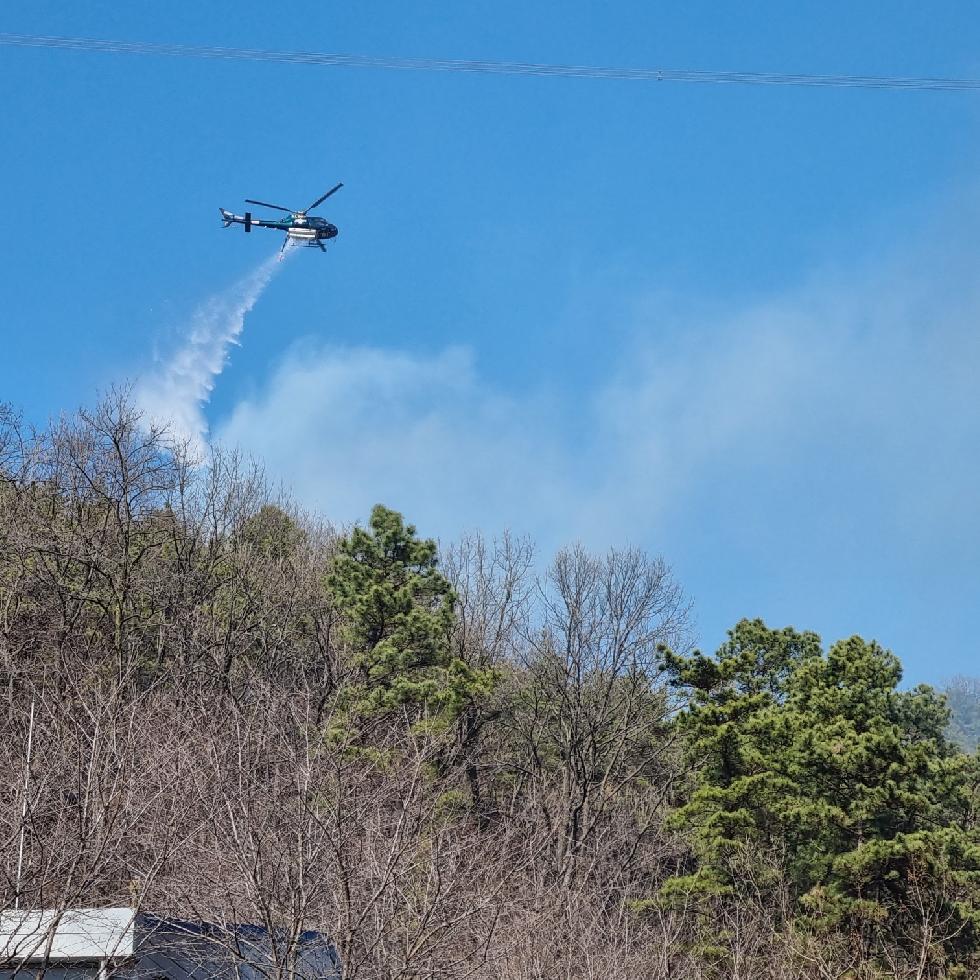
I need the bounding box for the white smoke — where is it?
[137,250,289,452]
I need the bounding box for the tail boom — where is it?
[218,208,253,231]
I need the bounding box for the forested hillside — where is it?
[1,393,978,980]
[946,676,980,751]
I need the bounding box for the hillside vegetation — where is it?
[1,393,978,980]
[946,676,980,752]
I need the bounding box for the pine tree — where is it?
[786,638,980,968]
[661,619,821,901]
[327,504,493,727]
[663,621,980,972]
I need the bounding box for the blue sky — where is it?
[2,2,980,682]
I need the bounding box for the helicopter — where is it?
[219,182,343,252]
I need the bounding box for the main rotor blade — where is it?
[245,199,295,213]
[306,182,343,212]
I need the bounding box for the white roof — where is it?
[0,908,136,961]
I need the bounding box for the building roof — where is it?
[0,908,340,980]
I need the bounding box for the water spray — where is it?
[137,249,293,452]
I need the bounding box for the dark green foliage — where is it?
[661,620,822,898]
[327,504,494,724]
[664,620,980,972]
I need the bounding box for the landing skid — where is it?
[280,236,328,254]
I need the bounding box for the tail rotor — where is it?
[219,208,253,232]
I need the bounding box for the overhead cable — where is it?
[2,32,980,93]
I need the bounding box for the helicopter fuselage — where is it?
[271,215,338,240]
[286,216,338,242]
[220,209,338,242]
[219,182,343,252]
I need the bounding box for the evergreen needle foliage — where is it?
[663,619,980,974]
[327,504,494,728]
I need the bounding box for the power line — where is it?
[2,31,980,93]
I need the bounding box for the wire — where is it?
[2,31,980,93]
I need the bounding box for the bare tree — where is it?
[443,532,535,820]
[506,545,690,891]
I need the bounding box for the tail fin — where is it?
[219,207,234,228]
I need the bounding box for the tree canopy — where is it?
[1,394,978,980]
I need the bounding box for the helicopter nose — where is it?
[326,224,338,238]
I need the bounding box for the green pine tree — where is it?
[662,621,980,972]
[327,504,494,729]
[786,638,980,968]
[661,619,822,901]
